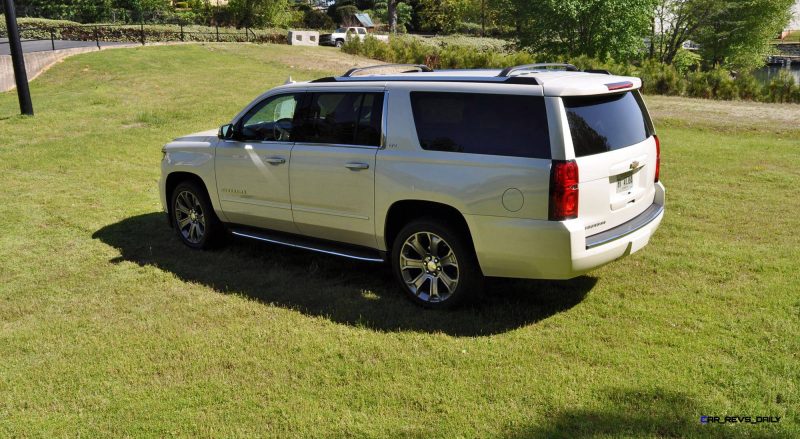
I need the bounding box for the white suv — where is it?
[159,63,665,308]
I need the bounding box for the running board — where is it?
[230,227,385,263]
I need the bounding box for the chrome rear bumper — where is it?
[585,202,664,249]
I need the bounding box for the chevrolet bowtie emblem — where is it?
[630,161,640,170]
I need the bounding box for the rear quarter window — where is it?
[564,91,652,157]
[410,92,551,159]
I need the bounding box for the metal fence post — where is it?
[216,22,220,42]
[245,25,248,42]
[140,21,145,46]
[50,29,55,51]
[94,26,100,49]
[180,23,184,42]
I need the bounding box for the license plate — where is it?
[616,175,633,193]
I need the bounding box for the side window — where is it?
[357,28,366,35]
[295,92,383,146]
[409,92,551,159]
[238,94,300,142]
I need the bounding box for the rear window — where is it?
[410,92,551,159]
[564,91,651,157]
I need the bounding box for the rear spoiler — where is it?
[542,76,642,97]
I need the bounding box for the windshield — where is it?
[563,91,652,157]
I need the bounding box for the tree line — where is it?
[8,0,797,70]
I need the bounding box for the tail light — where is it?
[654,135,661,183]
[549,160,579,221]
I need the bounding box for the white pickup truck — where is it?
[319,27,389,47]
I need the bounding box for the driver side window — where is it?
[238,94,301,142]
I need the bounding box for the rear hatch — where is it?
[563,90,658,235]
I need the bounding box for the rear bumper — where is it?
[467,182,665,279]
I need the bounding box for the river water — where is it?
[754,64,800,85]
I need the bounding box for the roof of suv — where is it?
[302,63,642,97]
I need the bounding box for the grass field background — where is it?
[0,44,798,437]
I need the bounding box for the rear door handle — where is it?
[345,162,370,170]
[264,157,286,165]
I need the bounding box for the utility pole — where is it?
[2,0,33,115]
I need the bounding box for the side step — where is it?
[229,227,385,263]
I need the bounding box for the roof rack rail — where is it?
[342,64,433,78]
[497,63,579,77]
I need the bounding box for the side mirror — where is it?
[218,124,235,140]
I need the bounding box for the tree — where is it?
[227,0,293,27]
[386,0,394,32]
[652,0,717,64]
[652,0,793,69]
[694,0,794,69]
[514,0,657,60]
[374,0,411,31]
[13,0,170,22]
[417,0,471,33]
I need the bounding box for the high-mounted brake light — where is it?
[605,81,633,91]
[549,160,579,221]
[654,135,661,183]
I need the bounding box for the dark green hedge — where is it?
[342,36,800,104]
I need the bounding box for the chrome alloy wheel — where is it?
[399,232,459,303]
[174,190,206,244]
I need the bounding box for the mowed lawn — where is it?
[0,44,798,438]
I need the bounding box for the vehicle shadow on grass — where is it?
[503,387,776,439]
[93,212,596,337]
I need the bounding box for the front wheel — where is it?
[170,181,223,249]
[335,40,344,48]
[391,219,483,309]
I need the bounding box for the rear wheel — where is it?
[391,219,483,309]
[170,181,223,249]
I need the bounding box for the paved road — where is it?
[0,39,129,56]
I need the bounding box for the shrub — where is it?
[639,60,685,96]
[344,35,798,103]
[734,73,763,101]
[672,49,701,75]
[686,71,712,99]
[765,70,798,103]
[0,18,287,45]
[455,22,482,36]
[707,69,738,100]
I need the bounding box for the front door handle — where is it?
[345,162,370,170]
[264,157,286,165]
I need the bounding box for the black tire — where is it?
[170,180,224,250]
[391,218,483,309]
[335,39,344,48]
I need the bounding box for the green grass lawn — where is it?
[1,43,798,438]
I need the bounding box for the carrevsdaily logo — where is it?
[701,416,781,424]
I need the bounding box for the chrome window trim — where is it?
[291,89,386,150]
[293,142,380,150]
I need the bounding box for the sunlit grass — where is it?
[0,43,798,437]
